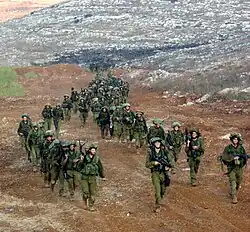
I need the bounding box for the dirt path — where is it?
[0,0,65,22]
[0,65,249,232]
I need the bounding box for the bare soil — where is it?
[0,64,249,232]
[0,0,65,22]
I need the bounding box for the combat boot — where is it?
[232,195,238,204]
[33,166,37,172]
[82,198,89,210]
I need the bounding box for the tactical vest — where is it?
[81,155,100,176]
[149,147,169,173]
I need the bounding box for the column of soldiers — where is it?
[17,71,249,213]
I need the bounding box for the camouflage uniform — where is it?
[221,133,247,204]
[145,137,174,212]
[185,128,205,186]
[42,105,53,131]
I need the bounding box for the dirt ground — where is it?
[0,64,249,232]
[0,0,65,22]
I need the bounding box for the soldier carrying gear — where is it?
[147,118,165,143]
[17,114,32,162]
[40,130,55,188]
[78,143,105,211]
[145,137,174,213]
[220,133,248,204]
[165,121,184,173]
[42,104,53,131]
[52,103,64,138]
[121,103,135,148]
[78,98,89,127]
[134,111,148,154]
[97,107,111,139]
[27,122,42,172]
[185,128,205,187]
[70,90,79,114]
[62,94,73,122]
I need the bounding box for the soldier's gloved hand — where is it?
[154,161,160,166]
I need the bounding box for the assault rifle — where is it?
[153,155,171,187]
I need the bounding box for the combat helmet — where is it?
[172,121,181,128]
[122,103,131,108]
[45,130,54,137]
[150,137,163,145]
[152,118,164,125]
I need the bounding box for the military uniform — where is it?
[121,103,135,147]
[62,95,73,122]
[78,99,89,126]
[40,131,56,187]
[78,144,105,211]
[165,122,184,162]
[42,105,53,131]
[97,107,110,139]
[52,104,64,138]
[185,128,204,186]
[27,123,42,171]
[70,90,79,114]
[112,106,123,142]
[221,133,247,204]
[145,137,174,212]
[147,119,165,143]
[63,142,80,198]
[17,114,32,160]
[133,112,148,152]
[91,100,102,123]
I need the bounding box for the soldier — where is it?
[97,106,110,139]
[40,130,55,188]
[41,104,53,131]
[52,103,64,138]
[112,106,123,142]
[133,111,148,154]
[17,114,32,161]
[147,119,165,143]
[78,98,89,127]
[185,128,205,186]
[166,122,184,163]
[70,88,79,114]
[62,141,80,200]
[91,98,102,124]
[145,137,174,213]
[62,94,73,122]
[109,106,116,139]
[220,133,248,204]
[27,122,42,172]
[121,103,135,148]
[78,143,105,211]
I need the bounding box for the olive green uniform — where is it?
[221,144,247,200]
[78,153,105,208]
[147,126,165,143]
[145,146,174,208]
[185,137,204,185]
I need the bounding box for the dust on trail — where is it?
[0,65,249,232]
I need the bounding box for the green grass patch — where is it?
[0,67,24,96]
[24,71,40,79]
